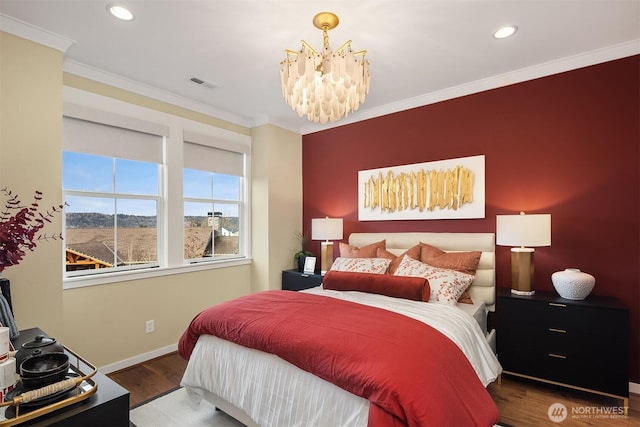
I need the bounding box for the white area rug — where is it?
[131,387,508,427]
[130,387,245,427]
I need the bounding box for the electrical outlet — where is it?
[145,320,154,333]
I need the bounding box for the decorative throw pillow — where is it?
[419,243,481,275]
[420,243,482,304]
[454,291,474,305]
[323,271,430,302]
[330,257,391,275]
[376,244,422,274]
[393,255,475,306]
[339,240,386,258]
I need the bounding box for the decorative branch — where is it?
[0,188,65,272]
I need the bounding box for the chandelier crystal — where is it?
[280,12,370,124]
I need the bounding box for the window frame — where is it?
[182,132,247,265]
[62,89,252,290]
[183,197,243,264]
[63,189,163,276]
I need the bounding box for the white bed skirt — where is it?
[182,334,370,427]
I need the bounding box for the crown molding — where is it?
[0,13,75,53]
[63,60,253,129]
[3,13,637,136]
[298,39,640,135]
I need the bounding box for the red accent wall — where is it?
[302,56,640,382]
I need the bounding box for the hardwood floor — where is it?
[488,375,639,426]
[109,352,640,426]
[107,352,188,407]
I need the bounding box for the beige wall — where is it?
[0,32,66,335]
[0,31,303,369]
[251,125,303,293]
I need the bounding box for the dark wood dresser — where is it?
[496,288,629,409]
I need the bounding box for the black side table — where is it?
[496,289,629,410]
[282,269,324,291]
[9,327,130,426]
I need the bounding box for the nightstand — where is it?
[281,269,323,291]
[496,288,629,410]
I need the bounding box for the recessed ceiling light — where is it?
[494,25,518,39]
[107,4,134,21]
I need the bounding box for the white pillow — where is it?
[393,255,474,305]
[330,257,391,274]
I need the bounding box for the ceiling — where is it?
[1,1,638,135]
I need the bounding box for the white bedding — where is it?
[457,299,488,335]
[457,300,498,354]
[181,288,502,427]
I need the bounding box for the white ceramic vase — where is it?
[551,268,595,300]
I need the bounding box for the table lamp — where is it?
[312,217,343,275]
[496,212,551,295]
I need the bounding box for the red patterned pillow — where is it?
[393,256,474,306]
[420,243,481,304]
[376,244,422,274]
[330,257,391,275]
[323,270,430,302]
[339,240,386,258]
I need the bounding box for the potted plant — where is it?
[294,230,313,272]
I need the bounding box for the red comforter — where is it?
[179,290,499,427]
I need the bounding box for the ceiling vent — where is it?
[189,76,216,89]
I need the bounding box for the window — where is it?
[183,176,241,261]
[62,98,251,287]
[63,153,160,272]
[63,113,164,275]
[183,133,246,263]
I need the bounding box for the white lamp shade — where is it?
[496,213,551,247]
[311,218,343,241]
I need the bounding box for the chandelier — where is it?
[280,12,370,124]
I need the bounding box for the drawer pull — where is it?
[548,353,567,359]
[549,328,567,333]
[549,303,566,308]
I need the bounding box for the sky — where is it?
[63,151,240,217]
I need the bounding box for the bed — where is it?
[179,232,502,426]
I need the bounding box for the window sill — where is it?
[63,258,252,290]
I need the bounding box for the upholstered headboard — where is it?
[348,232,496,311]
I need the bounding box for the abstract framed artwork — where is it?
[358,155,485,221]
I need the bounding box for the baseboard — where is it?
[630,382,640,395]
[99,343,178,374]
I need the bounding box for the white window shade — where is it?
[63,116,163,164]
[183,131,247,176]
